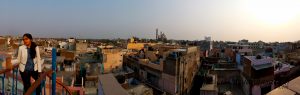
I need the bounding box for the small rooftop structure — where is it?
[244,56,274,70]
[274,61,294,74]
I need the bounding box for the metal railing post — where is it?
[15,68,18,95]
[12,68,17,95]
[0,74,5,94]
[52,48,57,95]
[43,79,46,95]
[12,69,14,95]
[62,76,64,95]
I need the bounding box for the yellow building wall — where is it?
[103,50,123,73]
[127,43,145,50]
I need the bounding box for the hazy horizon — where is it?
[1,0,300,42]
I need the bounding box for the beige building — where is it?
[101,48,124,73]
[124,45,201,95]
[76,42,88,53]
[0,37,8,51]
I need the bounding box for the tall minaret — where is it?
[156,28,158,40]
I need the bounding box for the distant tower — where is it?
[160,31,162,37]
[205,36,213,50]
[204,36,211,42]
[156,28,158,40]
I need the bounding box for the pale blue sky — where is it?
[0,0,300,42]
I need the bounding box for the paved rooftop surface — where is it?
[98,73,128,95]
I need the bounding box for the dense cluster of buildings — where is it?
[197,38,300,95]
[124,39,201,95]
[1,32,300,95]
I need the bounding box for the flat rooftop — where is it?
[267,76,300,95]
[244,56,274,70]
[98,73,128,95]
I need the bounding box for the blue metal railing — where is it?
[0,73,4,94]
[25,48,71,95]
[12,67,18,95]
[51,48,57,95]
[0,48,72,95]
[0,64,20,95]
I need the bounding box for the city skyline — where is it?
[1,0,300,42]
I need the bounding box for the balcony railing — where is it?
[0,48,77,95]
[24,69,72,95]
[0,63,20,95]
